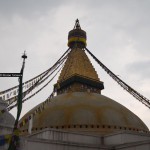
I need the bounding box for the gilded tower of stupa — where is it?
[20,20,148,135]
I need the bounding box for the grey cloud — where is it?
[0,0,67,18]
[126,61,150,79]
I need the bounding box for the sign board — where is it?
[0,73,22,77]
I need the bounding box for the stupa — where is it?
[20,19,149,135]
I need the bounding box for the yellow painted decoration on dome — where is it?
[19,92,149,134]
[22,120,25,126]
[68,37,87,46]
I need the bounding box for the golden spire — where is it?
[58,48,100,82]
[55,20,104,94]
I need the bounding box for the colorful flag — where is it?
[28,114,33,134]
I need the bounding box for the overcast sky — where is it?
[0,0,150,129]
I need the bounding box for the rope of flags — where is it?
[10,65,63,112]
[18,66,63,127]
[0,48,70,104]
[19,91,55,128]
[2,51,69,107]
[3,64,57,105]
[0,91,55,146]
[17,56,65,129]
[9,54,67,106]
[85,47,150,109]
[0,72,58,116]
[18,63,62,129]
[0,48,70,149]
[0,57,65,115]
[0,76,43,100]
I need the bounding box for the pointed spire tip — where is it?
[22,51,27,59]
[74,19,81,29]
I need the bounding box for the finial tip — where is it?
[22,51,27,59]
[74,19,81,29]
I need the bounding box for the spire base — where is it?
[55,74,104,95]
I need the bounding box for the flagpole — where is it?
[8,52,27,150]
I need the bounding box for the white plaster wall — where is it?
[20,137,150,150]
[21,138,105,150]
[115,141,150,150]
[122,133,150,143]
[2,129,150,150]
[29,129,101,145]
[104,131,150,145]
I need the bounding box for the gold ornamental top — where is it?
[68,19,87,48]
[55,19,104,94]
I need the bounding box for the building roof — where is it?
[20,92,149,134]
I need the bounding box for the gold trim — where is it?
[68,37,87,46]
